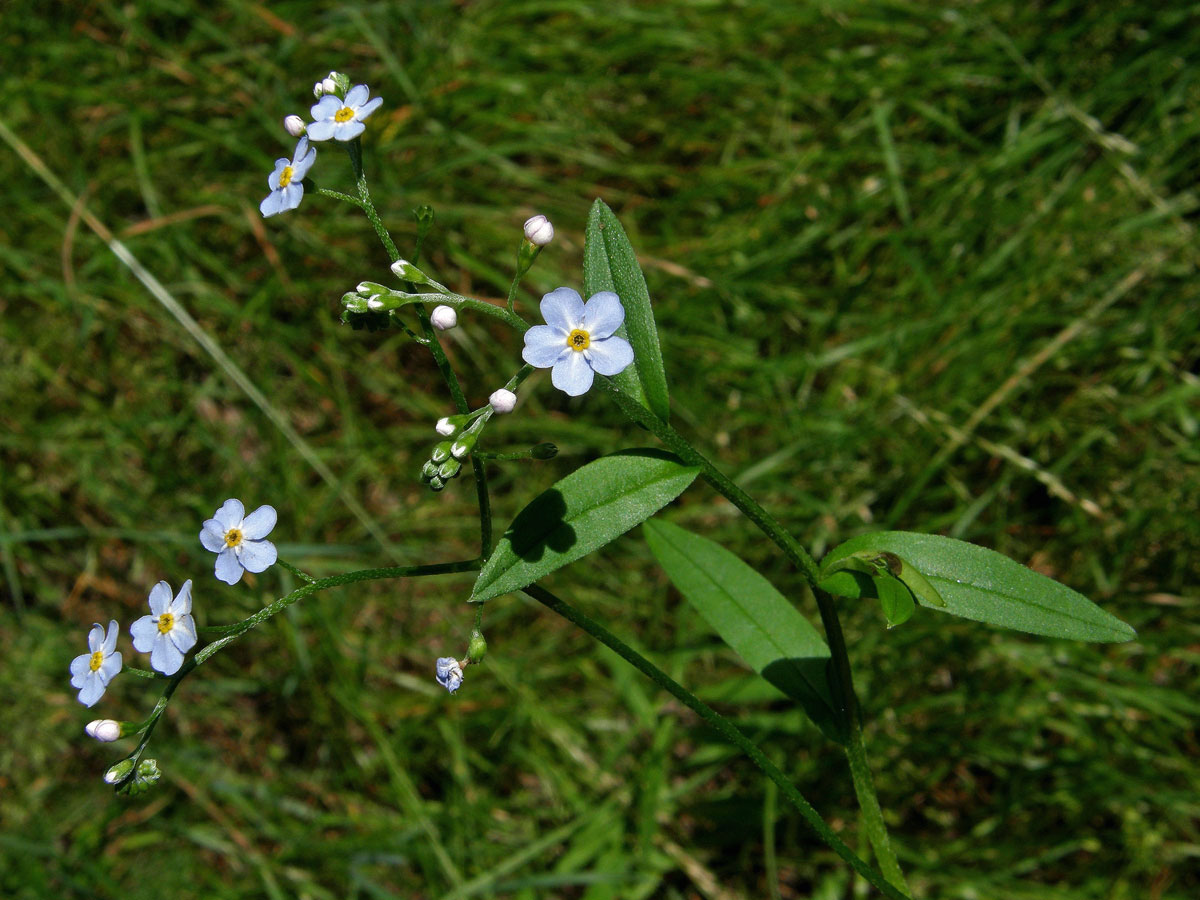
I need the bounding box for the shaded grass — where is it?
[2,1,1198,898]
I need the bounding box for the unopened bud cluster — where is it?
[313,71,351,99]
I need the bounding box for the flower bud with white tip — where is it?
[104,758,134,785]
[489,388,517,415]
[283,115,306,138]
[321,76,338,95]
[436,417,457,437]
[524,214,554,247]
[430,305,457,331]
[313,81,325,98]
[85,719,122,742]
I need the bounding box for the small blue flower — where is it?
[307,84,383,142]
[69,620,123,707]
[260,137,316,218]
[200,499,278,585]
[130,580,198,676]
[435,657,464,693]
[522,288,634,396]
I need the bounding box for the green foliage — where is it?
[644,520,844,742]
[473,450,698,602]
[821,531,1136,642]
[583,199,672,421]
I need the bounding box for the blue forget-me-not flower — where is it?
[70,620,123,707]
[131,580,198,676]
[200,499,278,585]
[307,84,383,142]
[260,136,316,218]
[522,288,634,396]
[435,657,464,693]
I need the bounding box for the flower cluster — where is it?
[69,498,278,785]
[261,71,385,218]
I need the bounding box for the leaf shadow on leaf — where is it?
[506,488,575,562]
[761,656,847,743]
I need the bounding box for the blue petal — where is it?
[148,581,172,616]
[150,634,184,676]
[215,547,244,585]
[213,499,245,530]
[260,190,284,218]
[584,335,634,376]
[292,142,317,180]
[170,580,193,616]
[130,615,159,653]
[345,84,369,107]
[169,615,197,654]
[551,352,595,396]
[87,622,105,652]
[279,183,304,212]
[238,539,277,574]
[99,650,122,683]
[77,673,106,707]
[305,119,336,142]
[102,620,120,655]
[540,287,584,332]
[333,120,366,141]
[310,95,341,121]
[522,325,570,368]
[70,653,92,685]
[356,96,383,120]
[583,291,624,339]
[200,519,225,552]
[242,505,277,540]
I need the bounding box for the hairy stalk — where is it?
[599,381,908,890]
[111,558,482,787]
[346,142,493,558]
[524,583,910,900]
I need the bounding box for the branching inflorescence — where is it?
[72,69,1137,898]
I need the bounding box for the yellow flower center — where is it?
[334,106,355,123]
[157,613,175,634]
[224,528,243,548]
[89,650,105,672]
[278,165,294,188]
[567,329,591,351]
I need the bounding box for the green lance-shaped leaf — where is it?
[644,520,846,743]
[820,531,1136,642]
[583,199,671,422]
[471,449,698,603]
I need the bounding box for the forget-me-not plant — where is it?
[260,136,316,218]
[307,84,383,142]
[200,499,278,585]
[522,288,634,396]
[130,580,198,676]
[70,620,123,707]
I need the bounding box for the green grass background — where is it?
[2,1,1198,897]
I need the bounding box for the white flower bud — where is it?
[283,115,306,137]
[430,305,457,330]
[86,719,122,742]
[321,77,338,95]
[435,417,456,436]
[523,214,554,246]
[313,81,325,98]
[104,758,134,784]
[489,388,517,414]
[450,440,471,460]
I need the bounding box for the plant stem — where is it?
[347,151,493,559]
[599,381,907,889]
[524,583,910,900]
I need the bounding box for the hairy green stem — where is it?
[599,381,907,888]
[113,558,482,785]
[524,583,910,900]
[347,150,493,558]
